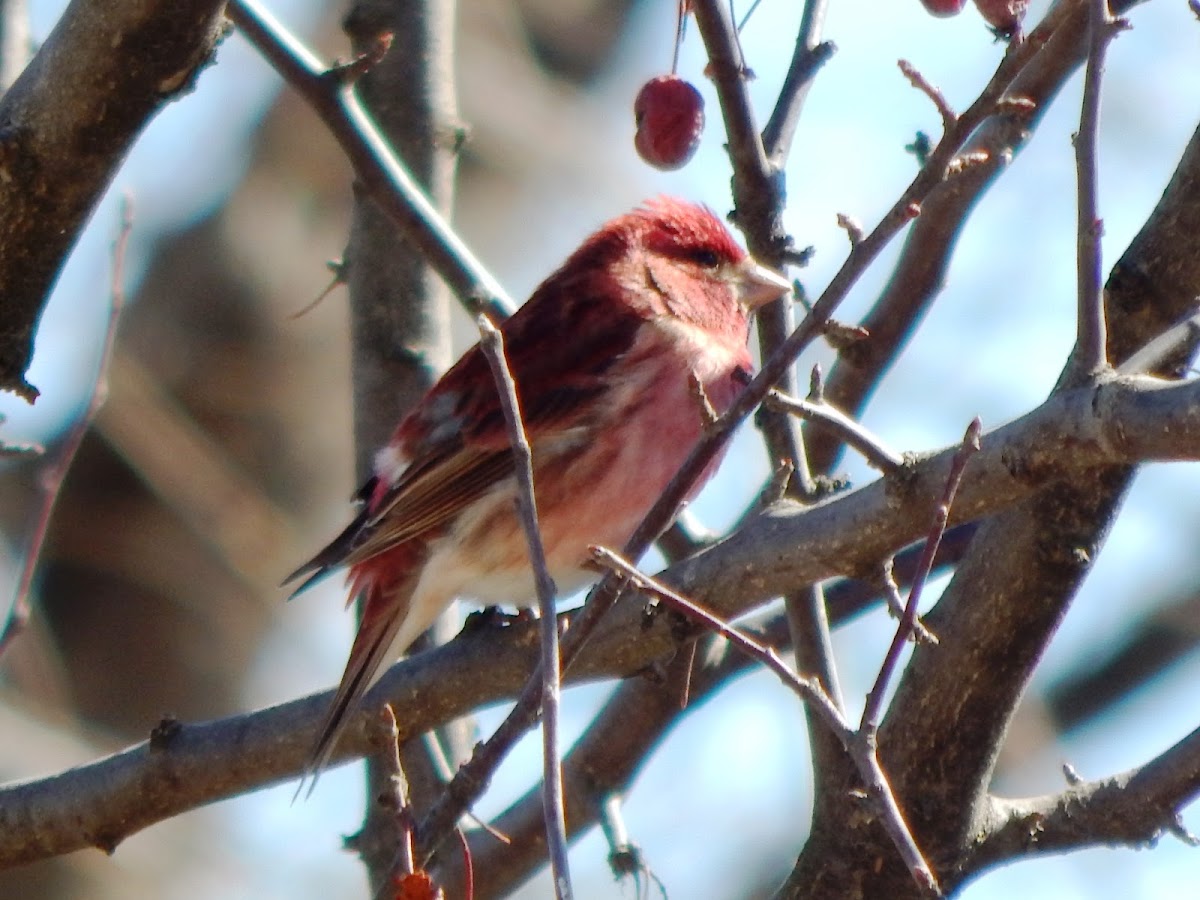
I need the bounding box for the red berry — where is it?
[973,0,1029,35]
[919,0,967,16]
[634,75,704,171]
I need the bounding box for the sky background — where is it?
[3,0,1200,897]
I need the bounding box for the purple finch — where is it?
[287,197,790,778]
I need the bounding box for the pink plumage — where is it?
[286,197,790,782]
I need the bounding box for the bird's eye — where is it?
[687,248,721,268]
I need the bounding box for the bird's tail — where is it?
[294,572,417,800]
[283,478,380,597]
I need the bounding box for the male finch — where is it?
[287,197,791,780]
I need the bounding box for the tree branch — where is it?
[978,724,1200,867]
[807,0,1142,472]
[1069,0,1122,378]
[3,371,1200,869]
[476,315,572,898]
[0,0,227,398]
[0,199,130,656]
[225,0,515,323]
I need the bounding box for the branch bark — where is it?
[0,0,228,398]
[3,368,1200,869]
[779,116,1200,898]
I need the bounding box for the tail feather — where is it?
[294,578,413,800]
[283,503,373,598]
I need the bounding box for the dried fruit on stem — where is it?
[634,75,705,171]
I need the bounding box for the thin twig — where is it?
[599,794,665,899]
[475,315,572,899]
[329,30,394,84]
[861,418,981,732]
[878,560,907,620]
[372,706,414,880]
[415,561,632,863]
[766,388,904,474]
[1117,307,1200,376]
[761,0,834,163]
[590,547,847,737]
[703,0,845,760]
[1072,0,1121,375]
[898,59,958,134]
[691,0,776,226]
[225,0,514,322]
[836,212,865,246]
[806,0,1101,475]
[590,546,941,896]
[0,195,131,656]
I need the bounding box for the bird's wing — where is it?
[285,291,645,589]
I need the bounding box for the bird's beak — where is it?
[734,258,792,311]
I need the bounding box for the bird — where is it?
[286,197,791,783]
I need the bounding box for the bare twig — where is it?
[689,0,781,236]
[366,706,414,881]
[880,559,907,619]
[807,0,1120,474]
[0,196,131,656]
[898,59,958,133]
[599,794,665,899]
[414,559,633,864]
[761,0,834,163]
[1116,307,1200,376]
[224,0,514,322]
[980,724,1200,866]
[836,212,865,246]
[1072,0,1123,376]
[862,418,981,731]
[700,0,847,788]
[591,546,941,896]
[766,388,904,474]
[475,315,572,899]
[288,260,347,319]
[590,547,846,736]
[330,30,394,84]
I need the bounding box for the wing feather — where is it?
[286,270,646,587]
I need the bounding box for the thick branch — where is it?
[978,724,1200,867]
[854,117,1200,899]
[2,373,1200,868]
[0,0,227,398]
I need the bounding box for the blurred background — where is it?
[0,0,1198,897]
